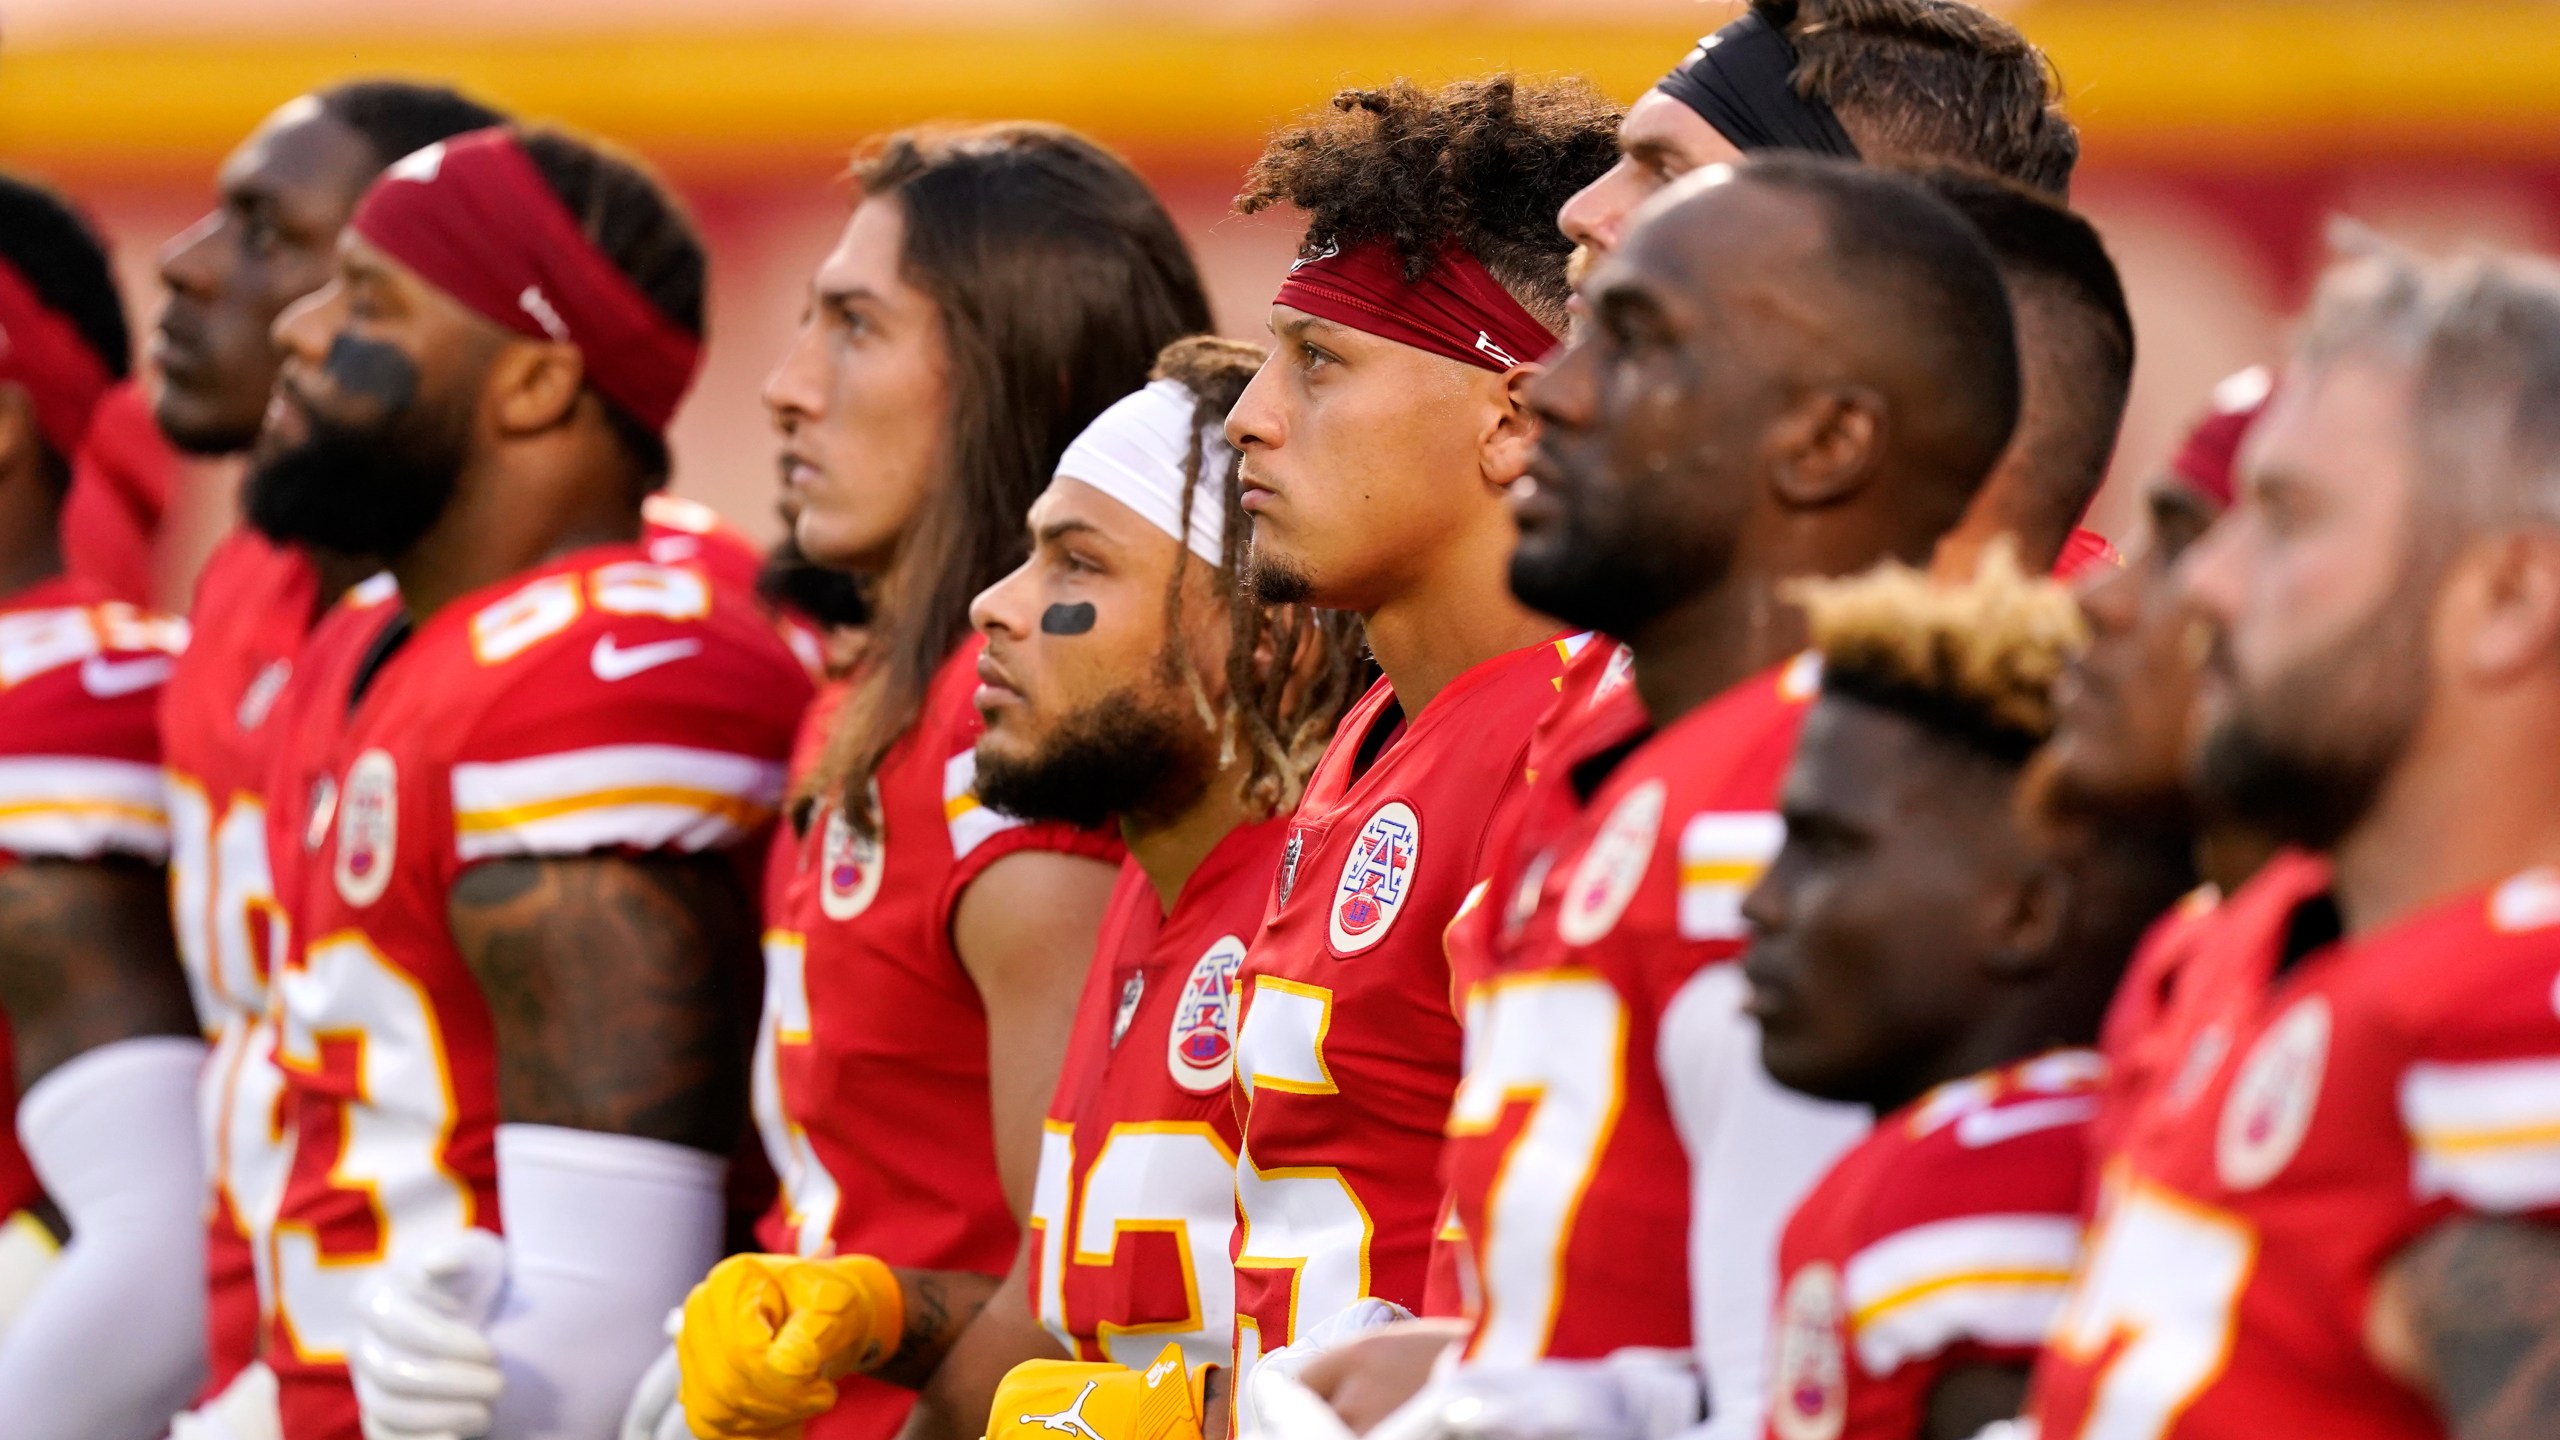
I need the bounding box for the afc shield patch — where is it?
[819,787,886,922]
[1329,801,1420,957]
[1167,935,1247,1093]
[2217,996,2331,1191]
[1769,1262,1847,1440]
[333,749,398,907]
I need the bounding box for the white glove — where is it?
[167,1359,284,1440]
[1240,1298,1414,1438]
[1364,1355,1704,1440]
[351,1228,509,1440]
[616,1310,700,1440]
[1239,1369,1358,1440]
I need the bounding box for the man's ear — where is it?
[1983,857,2069,984]
[486,340,589,438]
[1767,384,1886,510]
[1481,363,1544,490]
[2455,528,2560,682]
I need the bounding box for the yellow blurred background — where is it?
[8,0,2560,556]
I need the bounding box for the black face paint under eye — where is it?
[1041,602,1098,636]
[322,332,420,415]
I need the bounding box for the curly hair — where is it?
[1235,75,1621,332]
[1150,336,1371,818]
[1756,0,2078,197]
[1789,540,2086,762]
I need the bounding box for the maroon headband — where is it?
[0,259,112,459]
[350,129,702,433]
[1274,237,1556,373]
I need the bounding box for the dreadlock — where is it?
[1789,541,2086,764]
[1150,336,1371,818]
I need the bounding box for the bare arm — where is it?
[894,1256,1062,1439]
[0,857,197,1088]
[2378,1216,2560,1440]
[448,851,757,1150]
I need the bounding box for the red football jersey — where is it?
[163,531,325,1394]
[0,576,185,1217]
[1444,656,1814,1367]
[1028,819,1288,1373]
[2029,853,2560,1440]
[1230,636,1576,1391]
[61,381,181,606]
[752,640,1121,1440]
[639,492,766,603]
[1765,1052,2099,1440]
[258,545,810,1440]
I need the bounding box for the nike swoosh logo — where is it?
[80,653,173,698]
[1956,1095,2099,1149]
[590,634,702,681]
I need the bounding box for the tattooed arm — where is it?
[0,857,198,1087]
[2375,1217,2560,1440]
[448,850,757,1150]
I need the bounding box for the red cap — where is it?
[2167,366,2275,512]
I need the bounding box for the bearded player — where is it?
[2024,246,2560,1440]
[1742,555,2189,1440]
[0,170,205,1439]
[636,126,1211,1440]
[1195,75,1616,1421]
[225,126,811,1440]
[1314,161,2021,1440]
[149,82,515,1436]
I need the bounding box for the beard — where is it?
[974,684,1217,832]
[2192,558,2437,851]
[1508,497,1713,638]
[244,376,470,560]
[1243,546,1315,606]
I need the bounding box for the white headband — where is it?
[1055,377,1232,566]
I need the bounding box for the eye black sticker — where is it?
[1041,602,1098,636]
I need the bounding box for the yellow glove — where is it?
[985,1344,1212,1440]
[676,1252,905,1440]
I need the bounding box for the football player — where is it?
[229,125,812,1440]
[1212,75,1616,1422]
[1556,0,2075,282]
[1742,552,2189,1440]
[2027,246,2560,1439]
[150,81,513,1437]
[0,169,204,1440]
[1334,159,2028,1440]
[650,125,1213,1440]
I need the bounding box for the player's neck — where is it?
[1123,764,1259,916]
[2331,693,2560,935]
[1629,573,1803,728]
[391,450,645,623]
[1360,534,1554,718]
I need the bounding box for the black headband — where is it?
[1655,11,1861,159]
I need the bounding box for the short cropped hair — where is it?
[315,80,509,171]
[1756,0,2078,196]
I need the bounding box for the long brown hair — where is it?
[1151,337,1372,819]
[820,124,1212,822]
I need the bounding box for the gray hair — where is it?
[2295,231,2560,529]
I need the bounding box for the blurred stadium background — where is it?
[7,0,2558,557]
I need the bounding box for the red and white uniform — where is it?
[162,530,323,1394]
[1445,656,1820,1367]
[0,577,183,1212]
[1028,819,1288,1373]
[2030,853,2560,1440]
[1764,1052,2099,1440]
[259,546,809,1440]
[1230,636,1576,1391]
[753,640,1121,1439]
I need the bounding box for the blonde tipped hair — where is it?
[1788,540,2088,755]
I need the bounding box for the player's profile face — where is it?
[2038,482,2224,820]
[968,477,1225,828]
[153,98,383,456]
[2183,362,2435,845]
[766,195,952,575]
[1227,307,1500,614]
[1744,698,2026,1106]
[1556,92,1744,276]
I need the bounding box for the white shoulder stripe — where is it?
[2405,1057,2560,1212]
[1843,1213,2081,1375]
[942,749,1023,860]
[452,744,783,861]
[0,756,169,859]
